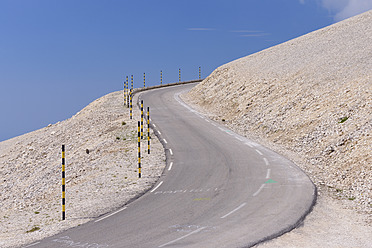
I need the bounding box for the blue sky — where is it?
[1,0,371,141]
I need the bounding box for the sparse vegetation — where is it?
[339,116,349,123]
[26,226,40,233]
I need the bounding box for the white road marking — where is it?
[24,242,40,247]
[218,127,225,131]
[205,119,210,123]
[158,227,207,247]
[255,149,263,156]
[221,203,247,219]
[52,236,109,247]
[266,169,271,179]
[211,123,217,126]
[151,181,164,193]
[253,184,265,197]
[235,136,244,141]
[169,149,173,155]
[263,157,269,166]
[245,142,253,148]
[174,91,200,114]
[163,139,168,144]
[158,131,162,135]
[153,124,156,127]
[95,207,127,223]
[168,162,173,171]
[154,188,216,195]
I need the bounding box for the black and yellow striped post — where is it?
[138,121,141,178]
[131,75,133,91]
[160,70,162,85]
[126,76,129,107]
[179,68,181,82]
[123,78,127,106]
[147,107,150,154]
[130,90,133,120]
[61,145,66,220]
[143,72,146,88]
[141,100,144,139]
[199,67,201,79]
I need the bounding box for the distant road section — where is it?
[32,83,316,248]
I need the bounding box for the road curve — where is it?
[28,83,316,248]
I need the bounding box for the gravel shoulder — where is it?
[0,91,166,248]
[182,94,371,248]
[183,9,372,248]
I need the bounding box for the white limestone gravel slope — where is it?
[0,91,165,248]
[184,9,371,247]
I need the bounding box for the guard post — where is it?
[61,145,66,220]
[147,107,150,154]
[141,100,144,139]
[124,78,127,106]
[138,121,141,178]
[131,75,133,91]
[130,90,133,119]
[126,76,129,107]
[143,73,146,88]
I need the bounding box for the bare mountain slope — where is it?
[186,10,371,213]
[0,91,165,248]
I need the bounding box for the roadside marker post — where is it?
[179,68,181,82]
[199,67,201,79]
[131,75,133,91]
[147,107,150,154]
[160,70,162,85]
[126,76,129,107]
[143,73,146,88]
[141,100,144,139]
[130,91,133,119]
[138,121,141,178]
[124,77,128,107]
[61,145,66,220]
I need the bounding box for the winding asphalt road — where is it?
[28,83,316,248]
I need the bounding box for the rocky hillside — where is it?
[0,91,165,248]
[186,10,371,213]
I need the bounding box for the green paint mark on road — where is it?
[264,179,277,184]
